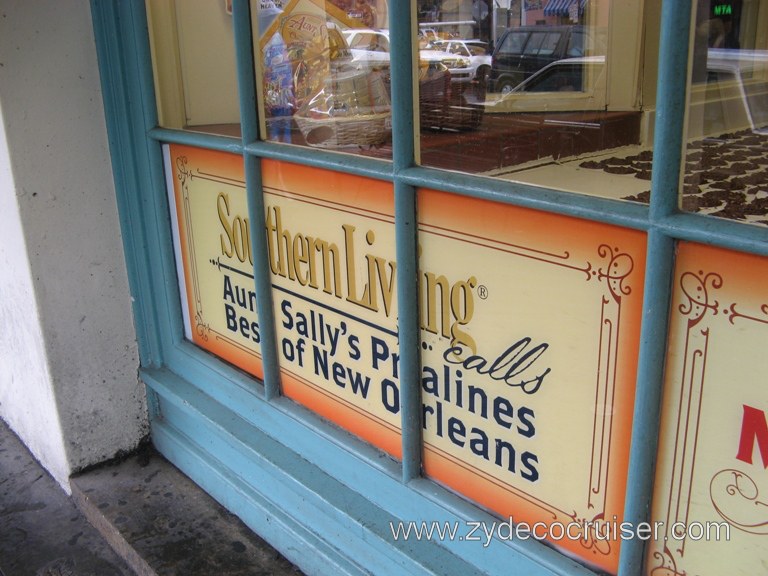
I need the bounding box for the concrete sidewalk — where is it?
[0,419,302,576]
[0,419,134,576]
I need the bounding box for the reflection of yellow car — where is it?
[487,50,768,141]
[429,39,492,83]
[691,49,768,138]
[486,56,606,114]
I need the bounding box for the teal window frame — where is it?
[90,1,768,575]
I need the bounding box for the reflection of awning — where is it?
[543,0,588,17]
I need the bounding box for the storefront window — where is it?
[94,0,768,575]
[146,0,768,227]
[416,189,646,574]
[247,0,658,202]
[414,0,654,201]
[647,243,768,576]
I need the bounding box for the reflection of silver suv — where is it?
[487,56,606,114]
[490,25,603,94]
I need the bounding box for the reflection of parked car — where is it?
[343,29,473,82]
[487,56,606,113]
[488,49,768,140]
[490,25,604,94]
[429,39,491,82]
[694,49,768,136]
[418,27,441,44]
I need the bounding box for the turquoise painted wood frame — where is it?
[90,1,768,575]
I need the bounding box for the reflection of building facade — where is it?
[419,0,590,44]
[417,0,492,41]
[505,0,595,26]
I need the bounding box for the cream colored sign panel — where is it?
[260,160,402,457]
[167,144,403,454]
[167,144,647,574]
[648,243,768,576]
[418,189,647,574]
[166,144,264,379]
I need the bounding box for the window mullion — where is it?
[388,1,417,172]
[619,1,694,574]
[618,231,676,576]
[232,0,258,144]
[232,0,281,399]
[394,179,421,482]
[389,1,421,481]
[648,0,695,223]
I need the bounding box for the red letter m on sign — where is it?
[736,405,768,467]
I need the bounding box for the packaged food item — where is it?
[264,31,296,141]
[281,12,332,108]
[258,0,392,147]
[259,2,295,142]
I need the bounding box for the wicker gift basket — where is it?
[294,65,392,148]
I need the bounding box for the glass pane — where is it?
[165,144,264,378]
[146,0,241,136]
[417,188,648,575]
[498,28,528,55]
[254,0,393,156]
[681,0,768,226]
[417,1,657,202]
[262,159,402,460]
[648,242,768,576]
[164,142,404,459]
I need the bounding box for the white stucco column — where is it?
[0,0,147,491]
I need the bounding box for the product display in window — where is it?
[294,65,392,147]
[134,4,768,576]
[262,15,295,142]
[573,6,768,227]
[256,0,486,149]
[147,0,768,224]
